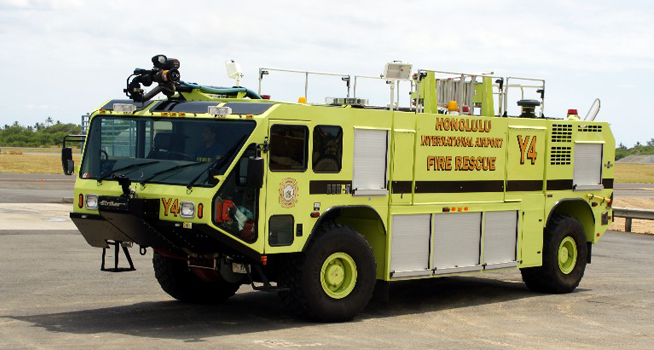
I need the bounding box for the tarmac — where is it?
[0,176,653,349]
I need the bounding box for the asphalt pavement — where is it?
[0,228,653,349]
[614,183,654,198]
[0,176,653,349]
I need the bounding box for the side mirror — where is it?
[235,157,249,187]
[66,159,75,175]
[62,148,74,175]
[247,157,264,189]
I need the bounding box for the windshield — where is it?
[80,117,256,187]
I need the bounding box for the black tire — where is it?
[278,225,376,322]
[521,214,588,293]
[152,252,240,303]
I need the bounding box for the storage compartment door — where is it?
[432,212,482,273]
[573,143,603,191]
[390,214,431,278]
[483,211,518,268]
[353,128,389,196]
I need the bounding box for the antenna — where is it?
[584,98,601,121]
[225,60,243,87]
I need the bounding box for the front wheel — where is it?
[279,225,376,322]
[521,215,588,293]
[153,252,240,303]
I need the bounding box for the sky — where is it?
[1,0,653,146]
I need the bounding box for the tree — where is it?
[0,120,82,147]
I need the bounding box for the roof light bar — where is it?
[208,106,232,117]
[326,97,369,107]
[113,103,137,113]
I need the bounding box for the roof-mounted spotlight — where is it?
[383,61,413,80]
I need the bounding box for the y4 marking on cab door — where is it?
[517,135,538,165]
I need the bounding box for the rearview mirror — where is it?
[234,157,264,189]
[66,159,75,175]
[62,148,74,175]
[235,157,249,187]
[247,157,264,189]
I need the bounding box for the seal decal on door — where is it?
[279,178,299,208]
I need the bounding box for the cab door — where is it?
[264,120,312,253]
[505,125,547,267]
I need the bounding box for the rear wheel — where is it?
[153,252,240,303]
[521,215,588,293]
[279,225,376,322]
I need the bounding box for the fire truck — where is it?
[62,55,614,322]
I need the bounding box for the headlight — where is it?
[180,201,195,218]
[86,194,98,210]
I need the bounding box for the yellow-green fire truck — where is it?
[62,55,614,322]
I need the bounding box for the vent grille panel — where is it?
[551,124,572,142]
[551,146,571,165]
[578,125,602,133]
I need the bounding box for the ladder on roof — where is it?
[436,77,476,110]
[416,70,500,115]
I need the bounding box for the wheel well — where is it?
[547,199,595,242]
[305,206,387,280]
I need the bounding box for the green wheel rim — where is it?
[558,236,578,275]
[320,252,357,299]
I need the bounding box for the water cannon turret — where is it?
[124,54,181,102]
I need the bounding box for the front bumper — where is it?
[70,196,260,261]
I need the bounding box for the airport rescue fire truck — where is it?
[62,55,614,322]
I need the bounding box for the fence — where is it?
[612,208,654,232]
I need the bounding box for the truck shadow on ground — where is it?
[8,276,579,342]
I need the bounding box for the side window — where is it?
[100,119,138,158]
[313,125,343,173]
[269,215,294,246]
[270,125,308,172]
[214,144,259,243]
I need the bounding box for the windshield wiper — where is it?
[98,161,160,182]
[139,161,205,184]
[186,135,248,189]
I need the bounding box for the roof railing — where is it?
[256,64,545,116]
[258,67,351,101]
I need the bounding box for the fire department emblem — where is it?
[279,178,299,208]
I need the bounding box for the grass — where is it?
[614,163,654,184]
[0,153,81,174]
[0,147,65,154]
